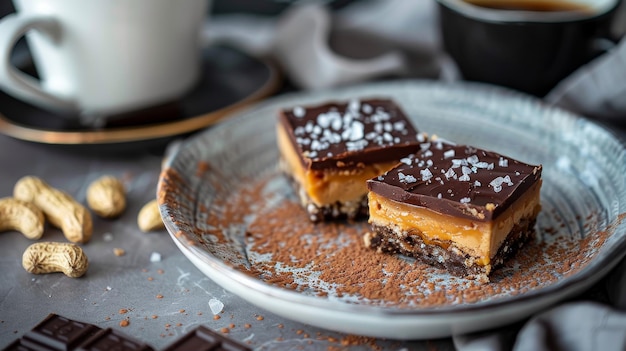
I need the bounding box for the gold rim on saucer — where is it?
[0,46,281,145]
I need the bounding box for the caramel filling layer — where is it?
[368,181,541,265]
[277,124,398,206]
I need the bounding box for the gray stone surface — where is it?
[0,134,453,351]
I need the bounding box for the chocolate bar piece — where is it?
[162,326,251,351]
[366,138,542,282]
[277,98,424,222]
[3,314,152,351]
[3,314,251,351]
[9,314,100,351]
[76,328,153,351]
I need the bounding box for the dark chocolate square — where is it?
[279,98,423,170]
[20,314,100,351]
[162,326,250,351]
[75,328,153,351]
[367,139,542,221]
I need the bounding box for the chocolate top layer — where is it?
[367,139,542,221]
[279,98,423,170]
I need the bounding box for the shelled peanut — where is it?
[87,175,126,219]
[5,171,166,279]
[137,199,165,232]
[14,176,93,244]
[0,197,45,240]
[22,242,88,278]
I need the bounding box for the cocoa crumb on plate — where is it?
[194,172,613,309]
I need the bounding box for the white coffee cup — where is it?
[0,0,210,124]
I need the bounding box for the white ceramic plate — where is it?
[158,80,626,339]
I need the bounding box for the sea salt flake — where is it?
[376,109,390,121]
[417,133,426,142]
[400,157,412,165]
[474,180,482,187]
[499,157,509,167]
[460,197,471,203]
[362,104,373,114]
[443,150,455,159]
[459,174,470,182]
[490,177,505,187]
[209,298,224,315]
[348,99,360,113]
[451,159,468,168]
[346,139,368,151]
[310,140,328,151]
[393,121,405,131]
[466,155,479,165]
[293,106,305,118]
[150,252,162,262]
[423,150,433,158]
[323,130,341,144]
[374,123,383,134]
[487,163,495,170]
[437,193,442,199]
[296,137,310,145]
[343,112,354,126]
[400,173,417,183]
[343,121,365,141]
[489,176,512,192]
[420,143,431,151]
[420,168,433,181]
[445,168,456,180]
[331,117,342,131]
[503,175,513,185]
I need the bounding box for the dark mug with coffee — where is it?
[437,0,623,96]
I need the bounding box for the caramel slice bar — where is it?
[365,139,542,282]
[277,98,424,222]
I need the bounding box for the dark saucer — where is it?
[0,44,280,147]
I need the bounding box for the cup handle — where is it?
[0,13,76,111]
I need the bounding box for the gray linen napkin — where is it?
[545,37,626,120]
[454,256,626,351]
[205,1,626,350]
[204,0,452,88]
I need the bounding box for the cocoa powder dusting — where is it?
[193,171,618,309]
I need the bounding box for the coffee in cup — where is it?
[437,0,622,96]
